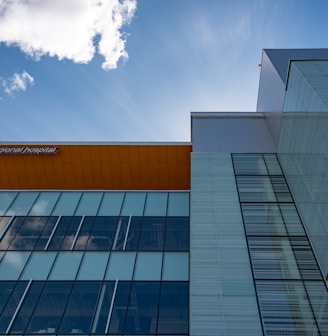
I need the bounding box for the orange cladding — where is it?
[0,144,191,190]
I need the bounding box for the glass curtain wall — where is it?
[233,154,328,336]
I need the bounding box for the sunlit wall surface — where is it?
[278,60,328,278]
[190,153,262,336]
[0,191,189,335]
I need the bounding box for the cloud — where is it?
[0,0,137,70]
[1,71,34,96]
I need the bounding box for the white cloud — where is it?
[0,0,137,70]
[1,70,34,96]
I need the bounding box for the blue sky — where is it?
[0,0,328,142]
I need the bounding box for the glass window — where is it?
[10,281,44,334]
[124,217,142,251]
[237,176,276,202]
[20,252,57,280]
[138,217,165,251]
[264,154,283,175]
[270,176,293,202]
[0,192,17,216]
[157,282,188,334]
[242,204,287,236]
[162,253,189,281]
[8,217,48,250]
[74,216,95,250]
[74,192,103,216]
[0,281,28,333]
[26,282,73,334]
[5,192,39,216]
[0,251,30,280]
[59,217,82,250]
[48,252,83,280]
[34,217,58,250]
[233,154,268,175]
[248,237,301,280]
[0,217,12,240]
[164,217,189,251]
[144,193,168,216]
[107,281,131,334]
[167,193,189,216]
[98,192,124,216]
[86,217,118,250]
[134,252,163,280]
[112,217,130,251]
[59,282,101,334]
[91,282,115,334]
[0,217,25,250]
[47,217,81,251]
[256,281,319,335]
[77,252,109,280]
[105,252,136,280]
[121,193,146,216]
[124,282,160,334]
[280,204,306,236]
[29,192,60,216]
[51,192,81,216]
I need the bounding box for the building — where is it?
[0,49,327,335]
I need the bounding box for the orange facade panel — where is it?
[0,144,191,190]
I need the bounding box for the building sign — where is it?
[0,147,58,155]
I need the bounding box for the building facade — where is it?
[0,49,327,335]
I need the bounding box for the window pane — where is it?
[257,281,319,335]
[112,217,130,251]
[121,193,146,216]
[8,217,48,250]
[5,192,39,216]
[124,282,160,334]
[26,282,73,334]
[86,217,118,250]
[144,193,168,216]
[77,252,109,280]
[0,217,25,250]
[75,192,103,216]
[48,252,82,280]
[105,252,136,280]
[0,251,30,280]
[107,282,131,334]
[34,217,58,250]
[20,252,57,280]
[59,217,82,250]
[74,216,95,250]
[242,204,287,236]
[29,192,60,216]
[47,217,81,251]
[51,192,81,216]
[10,282,44,334]
[167,193,189,216]
[59,282,101,334]
[164,217,189,251]
[249,237,301,280]
[0,217,12,241]
[91,282,115,334]
[162,253,189,281]
[237,176,276,202]
[134,252,162,280]
[0,281,28,333]
[233,154,268,175]
[138,217,165,251]
[157,282,188,334]
[98,192,124,216]
[124,217,142,251]
[0,192,17,216]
